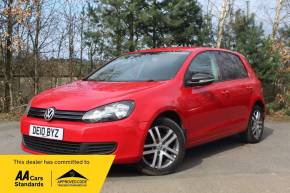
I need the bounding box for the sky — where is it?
[198,0,288,35]
[44,0,288,59]
[65,0,286,34]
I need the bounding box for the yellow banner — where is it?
[0,155,114,193]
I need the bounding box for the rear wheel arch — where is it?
[253,100,265,113]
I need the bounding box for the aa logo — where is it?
[57,169,88,187]
[15,170,44,187]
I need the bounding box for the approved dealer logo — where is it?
[56,169,88,187]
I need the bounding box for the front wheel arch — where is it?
[148,110,187,139]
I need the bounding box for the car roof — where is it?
[128,47,241,56]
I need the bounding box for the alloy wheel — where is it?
[251,109,263,139]
[142,126,180,169]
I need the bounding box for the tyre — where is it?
[136,117,185,175]
[240,105,264,143]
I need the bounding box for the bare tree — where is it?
[33,0,41,94]
[4,0,13,112]
[27,0,57,94]
[0,0,31,112]
[88,41,98,72]
[62,1,77,81]
[68,15,75,81]
[216,0,230,48]
[79,7,85,76]
[272,0,286,39]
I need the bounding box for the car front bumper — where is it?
[20,116,149,164]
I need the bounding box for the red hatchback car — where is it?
[21,47,265,175]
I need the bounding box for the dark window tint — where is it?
[87,52,190,82]
[216,52,248,80]
[185,52,219,80]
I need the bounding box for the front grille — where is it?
[28,107,85,121]
[23,135,117,154]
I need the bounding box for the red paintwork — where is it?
[21,47,265,163]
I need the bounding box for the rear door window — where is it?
[215,52,248,81]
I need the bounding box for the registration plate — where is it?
[29,125,64,140]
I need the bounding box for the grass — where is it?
[0,108,24,121]
[0,113,21,121]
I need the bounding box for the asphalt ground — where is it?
[0,120,289,193]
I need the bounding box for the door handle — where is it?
[221,90,230,95]
[246,86,253,92]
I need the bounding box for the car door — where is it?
[181,51,231,145]
[214,51,253,134]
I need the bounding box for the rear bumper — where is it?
[20,116,149,164]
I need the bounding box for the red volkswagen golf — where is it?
[21,47,265,175]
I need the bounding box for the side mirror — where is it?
[185,72,215,86]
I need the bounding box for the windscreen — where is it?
[87,52,190,82]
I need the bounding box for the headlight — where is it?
[24,100,31,115]
[82,101,135,123]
